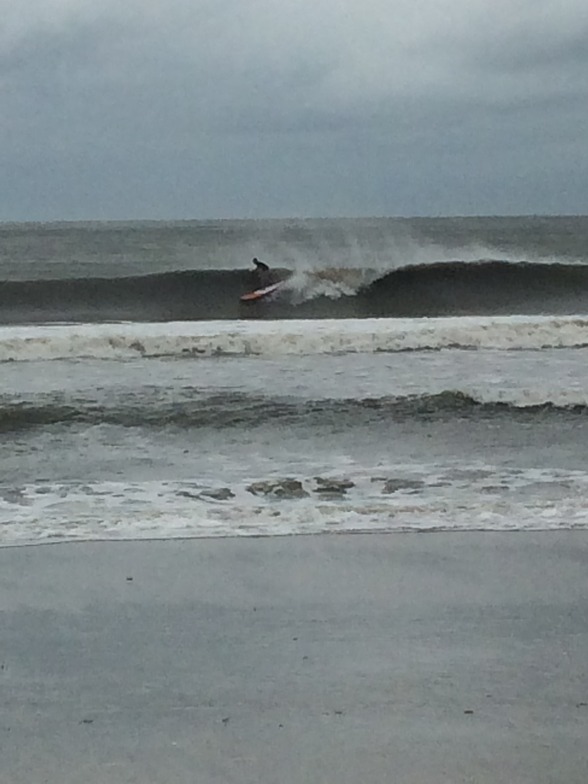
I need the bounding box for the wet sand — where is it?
[1,532,587,783]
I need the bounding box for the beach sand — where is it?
[1,532,587,783]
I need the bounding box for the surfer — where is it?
[252,257,272,287]
[240,257,284,302]
[252,257,269,272]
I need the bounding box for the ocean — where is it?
[1,215,588,546]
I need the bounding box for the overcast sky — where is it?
[1,0,587,221]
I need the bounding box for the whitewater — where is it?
[2,315,588,363]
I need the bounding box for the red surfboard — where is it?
[240,281,283,302]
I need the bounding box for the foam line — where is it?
[2,316,588,363]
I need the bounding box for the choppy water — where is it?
[1,216,588,545]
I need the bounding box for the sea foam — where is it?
[2,464,588,546]
[1,316,588,363]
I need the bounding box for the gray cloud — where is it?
[1,0,587,219]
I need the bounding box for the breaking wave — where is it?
[1,259,588,325]
[2,390,587,433]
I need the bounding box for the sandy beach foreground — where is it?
[1,532,587,783]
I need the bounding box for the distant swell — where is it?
[1,391,587,433]
[1,260,588,324]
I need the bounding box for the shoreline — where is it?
[1,524,586,551]
[2,531,587,783]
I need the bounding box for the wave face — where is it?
[2,260,588,324]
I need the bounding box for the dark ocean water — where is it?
[2,261,588,324]
[1,216,588,545]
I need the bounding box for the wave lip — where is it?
[2,316,588,363]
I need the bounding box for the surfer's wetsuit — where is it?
[252,258,269,272]
[252,257,272,287]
